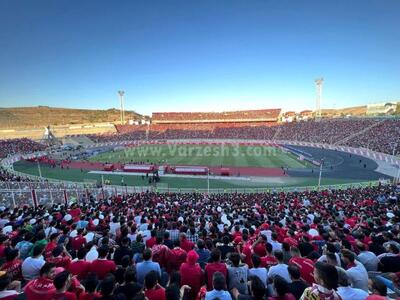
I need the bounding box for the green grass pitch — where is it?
[12,145,371,190]
[89,144,311,168]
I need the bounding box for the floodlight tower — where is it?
[315,78,324,118]
[118,90,125,124]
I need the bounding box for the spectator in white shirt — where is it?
[134,214,141,225]
[268,251,291,283]
[84,231,95,243]
[271,232,282,252]
[128,226,138,242]
[317,243,342,267]
[356,242,379,272]
[306,212,315,224]
[109,216,120,237]
[336,267,368,300]
[85,243,99,262]
[341,249,369,292]
[142,224,152,242]
[44,220,58,238]
[69,224,78,238]
[139,218,148,232]
[22,244,46,280]
[249,254,268,286]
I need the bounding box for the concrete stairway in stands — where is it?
[333,119,385,146]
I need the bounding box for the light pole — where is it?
[118,91,125,125]
[315,78,324,119]
[318,158,324,189]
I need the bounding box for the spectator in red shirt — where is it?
[151,236,170,269]
[68,205,82,222]
[289,247,315,285]
[68,248,91,281]
[144,271,166,300]
[48,246,72,269]
[24,262,57,300]
[284,231,299,248]
[0,249,22,281]
[145,230,157,249]
[232,225,242,240]
[180,250,203,300]
[166,240,187,273]
[261,243,279,268]
[89,246,116,280]
[253,236,267,257]
[45,234,59,259]
[204,248,227,291]
[50,270,77,300]
[179,233,194,252]
[240,233,253,267]
[71,229,86,254]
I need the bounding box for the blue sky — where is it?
[0,0,399,115]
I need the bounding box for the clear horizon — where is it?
[0,0,399,115]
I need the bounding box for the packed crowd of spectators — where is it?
[0,184,399,300]
[148,130,212,140]
[0,139,46,159]
[115,126,148,135]
[273,119,380,145]
[343,119,400,155]
[115,123,277,135]
[92,118,400,155]
[0,118,398,161]
[152,109,281,123]
[0,168,29,183]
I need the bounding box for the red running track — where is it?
[61,161,287,177]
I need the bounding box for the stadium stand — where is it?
[0,183,397,299]
[152,108,281,124]
[0,138,46,159]
[1,112,400,299]
[343,119,400,154]
[90,118,400,155]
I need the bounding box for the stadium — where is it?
[1,1,400,300]
[2,108,399,200]
[0,107,400,299]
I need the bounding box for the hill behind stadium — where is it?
[0,106,144,128]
